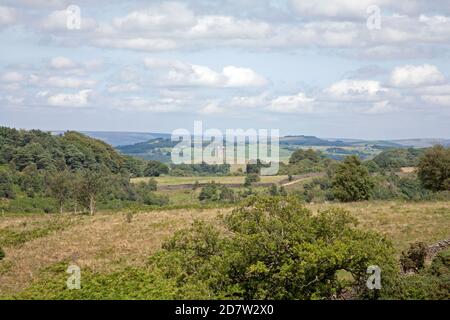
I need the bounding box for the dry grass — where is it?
[309,201,450,253]
[0,209,225,296]
[0,200,448,296]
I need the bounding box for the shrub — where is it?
[331,156,374,202]
[141,193,169,206]
[417,145,450,192]
[400,242,428,273]
[144,161,169,177]
[150,196,398,299]
[0,247,5,261]
[244,173,260,187]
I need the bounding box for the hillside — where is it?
[0,127,139,174]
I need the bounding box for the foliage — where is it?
[385,249,450,300]
[198,182,236,202]
[0,126,152,177]
[149,196,398,299]
[400,242,428,273]
[373,148,424,170]
[170,162,230,176]
[417,145,450,192]
[289,148,322,164]
[0,167,15,199]
[144,160,169,177]
[331,156,374,202]
[0,247,4,261]
[244,173,260,187]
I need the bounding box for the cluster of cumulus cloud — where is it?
[0,0,449,116]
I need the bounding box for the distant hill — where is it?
[390,139,450,148]
[52,131,170,147]
[280,135,349,146]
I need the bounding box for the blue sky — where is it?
[1,0,450,139]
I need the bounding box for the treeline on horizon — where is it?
[0,126,449,215]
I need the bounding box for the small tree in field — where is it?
[332,155,374,202]
[417,145,450,192]
[46,170,72,213]
[78,169,108,215]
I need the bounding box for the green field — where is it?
[132,175,289,186]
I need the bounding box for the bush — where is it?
[417,145,450,192]
[144,161,169,177]
[141,193,169,206]
[331,156,374,202]
[149,196,398,299]
[244,173,260,187]
[199,183,236,202]
[0,247,5,261]
[400,242,428,273]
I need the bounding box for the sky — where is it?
[0,0,450,139]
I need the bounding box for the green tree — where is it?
[144,160,169,177]
[417,145,450,191]
[150,196,398,299]
[0,168,15,199]
[331,155,374,202]
[244,173,260,187]
[77,169,108,215]
[46,170,72,214]
[289,148,321,164]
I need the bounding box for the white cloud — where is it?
[0,71,24,82]
[40,9,97,31]
[230,93,269,108]
[291,0,419,19]
[365,100,396,114]
[112,2,195,31]
[107,83,141,93]
[188,15,270,39]
[114,97,182,113]
[326,79,385,100]
[49,56,77,69]
[0,6,16,28]
[46,76,96,88]
[222,66,268,87]
[47,89,92,107]
[390,64,446,88]
[199,102,225,115]
[421,95,450,107]
[146,58,267,88]
[93,38,177,51]
[268,92,315,113]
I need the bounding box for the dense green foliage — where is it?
[198,182,236,202]
[0,127,170,213]
[148,196,398,299]
[388,249,450,300]
[332,156,374,202]
[373,148,423,169]
[417,145,450,192]
[144,160,169,177]
[0,247,4,261]
[279,149,334,175]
